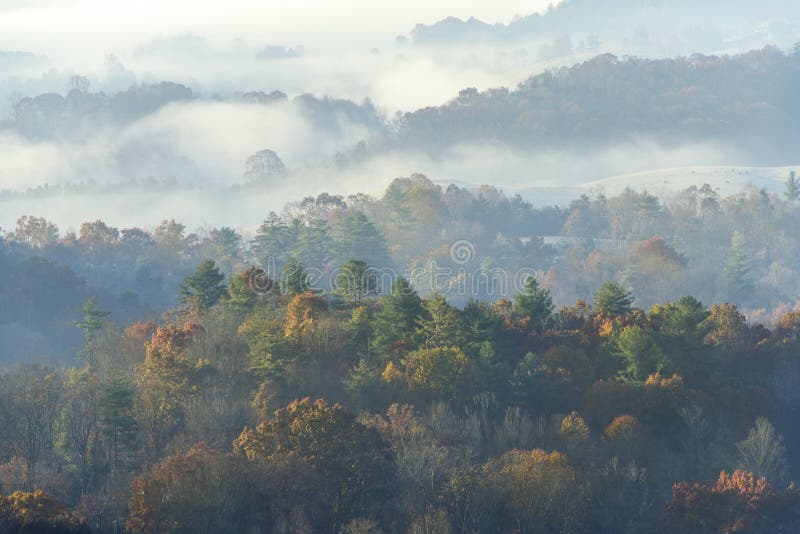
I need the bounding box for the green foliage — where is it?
[416,293,464,349]
[280,256,311,296]
[513,276,554,333]
[724,231,754,302]
[331,212,389,267]
[372,277,423,360]
[334,260,377,305]
[238,304,287,381]
[594,282,634,316]
[74,297,110,368]
[179,259,227,311]
[616,325,668,382]
[252,211,293,267]
[403,346,469,397]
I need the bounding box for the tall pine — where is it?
[373,277,423,361]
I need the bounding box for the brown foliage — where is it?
[665,470,800,533]
[0,489,89,533]
[284,292,329,339]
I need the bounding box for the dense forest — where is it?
[4,173,800,363]
[3,175,800,531]
[6,1,800,531]
[393,47,800,156]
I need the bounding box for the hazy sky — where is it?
[0,1,556,54]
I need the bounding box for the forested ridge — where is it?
[393,47,800,155]
[3,176,800,532]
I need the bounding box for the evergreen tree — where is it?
[281,256,311,296]
[100,377,138,475]
[513,276,554,333]
[291,218,330,269]
[74,297,110,369]
[616,325,668,381]
[594,282,634,316]
[785,171,800,203]
[334,259,377,305]
[373,276,423,360]
[620,256,644,296]
[179,260,226,311]
[724,231,754,301]
[416,292,464,348]
[332,212,390,268]
[252,212,292,269]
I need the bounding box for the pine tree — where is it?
[252,212,292,269]
[724,231,754,301]
[593,282,634,316]
[332,212,390,268]
[334,259,377,305]
[416,292,464,348]
[785,171,800,203]
[74,297,110,369]
[291,218,330,269]
[373,277,423,360]
[179,260,226,311]
[280,256,311,296]
[620,257,643,296]
[513,276,554,333]
[100,377,138,475]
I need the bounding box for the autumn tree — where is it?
[12,215,59,248]
[485,449,587,533]
[126,444,271,534]
[136,323,208,459]
[234,398,395,527]
[665,470,800,533]
[0,490,89,533]
[400,346,470,398]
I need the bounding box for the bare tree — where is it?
[736,417,790,486]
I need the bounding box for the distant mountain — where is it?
[390,48,800,160]
[410,0,800,49]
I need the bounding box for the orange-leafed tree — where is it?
[0,490,89,533]
[664,470,800,532]
[234,398,395,527]
[485,448,587,533]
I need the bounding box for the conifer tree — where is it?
[593,282,634,316]
[74,297,110,369]
[513,276,554,333]
[785,171,800,203]
[373,277,423,360]
[179,260,226,311]
[724,231,754,302]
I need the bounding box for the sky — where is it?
[0,1,556,54]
